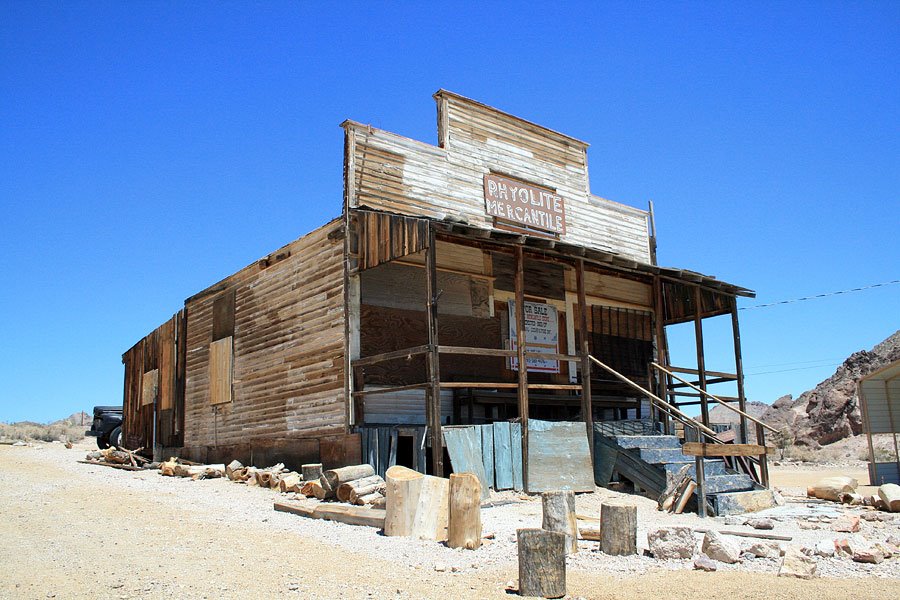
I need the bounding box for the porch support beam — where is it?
[576,258,593,460]
[730,297,749,444]
[514,245,529,491]
[425,223,443,477]
[693,286,709,430]
[653,275,671,434]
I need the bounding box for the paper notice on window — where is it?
[508,300,560,373]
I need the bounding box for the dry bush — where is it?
[0,421,86,443]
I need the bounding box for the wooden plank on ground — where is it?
[493,421,513,490]
[443,427,490,500]
[682,442,769,457]
[480,424,495,490]
[78,460,144,472]
[275,500,386,528]
[592,432,618,487]
[526,419,595,493]
[511,422,523,491]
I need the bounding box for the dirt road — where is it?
[1,442,898,599]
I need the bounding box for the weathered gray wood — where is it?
[481,424,495,489]
[600,501,637,556]
[443,427,490,500]
[541,491,578,554]
[337,474,385,503]
[494,422,513,490]
[377,427,390,478]
[517,528,566,598]
[301,463,323,482]
[448,473,482,550]
[511,422,524,491]
[527,420,594,493]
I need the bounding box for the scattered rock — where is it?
[832,515,860,533]
[724,516,745,526]
[852,543,884,564]
[701,531,741,564]
[647,527,695,560]
[798,521,821,530]
[861,511,889,522]
[693,554,717,571]
[840,492,863,505]
[13,441,27,446]
[814,539,835,557]
[833,538,854,557]
[745,542,781,559]
[779,546,817,579]
[772,490,786,506]
[747,518,774,530]
[433,564,446,572]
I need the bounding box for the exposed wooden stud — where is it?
[730,296,749,444]
[693,286,709,429]
[425,223,443,477]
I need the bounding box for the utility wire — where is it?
[740,279,900,310]
[744,363,842,377]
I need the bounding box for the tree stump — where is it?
[302,463,323,482]
[541,491,577,554]
[449,473,482,550]
[517,528,566,598]
[600,501,637,556]
[384,465,425,537]
[879,483,900,512]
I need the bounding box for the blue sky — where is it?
[1,2,897,423]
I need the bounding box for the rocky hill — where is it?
[761,330,900,447]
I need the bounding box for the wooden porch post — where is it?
[729,296,749,444]
[425,224,443,477]
[653,276,671,435]
[693,286,709,430]
[515,245,529,491]
[576,259,593,459]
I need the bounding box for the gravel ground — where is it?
[2,440,899,599]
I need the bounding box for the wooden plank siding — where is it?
[342,91,652,265]
[182,219,347,449]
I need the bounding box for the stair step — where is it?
[662,460,729,478]
[635,448,694,464]
[613,435,682,450]
[703,474,756,494]
[710,490,778,516]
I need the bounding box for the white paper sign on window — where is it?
[508,300,560,373]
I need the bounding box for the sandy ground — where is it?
[2,441,899,600]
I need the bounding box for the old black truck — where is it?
[85,406,123,449]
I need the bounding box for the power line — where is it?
[745,363,841,377]
[740,279,900,310]
[744,357,844,369]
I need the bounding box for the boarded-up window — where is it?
[212,290,236,341]
[209,336,233,405]
[141,369,159,406]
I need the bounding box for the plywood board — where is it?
[141,369,159,406]
[526,419,594,493]
[209,336,233,406]
[493,421,513,490]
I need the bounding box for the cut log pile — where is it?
[807,477,900,513]
[82,447,150,471]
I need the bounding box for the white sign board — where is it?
[508,300,560,373]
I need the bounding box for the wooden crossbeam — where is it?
[682,442,771,457]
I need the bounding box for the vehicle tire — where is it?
[108,426,122,449]
[96,436,110,450]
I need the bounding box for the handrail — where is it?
[588,355,719,440]
[651,362,778,434]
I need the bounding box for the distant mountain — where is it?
[761,330,900,447]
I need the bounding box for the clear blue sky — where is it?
[1,2,897,423]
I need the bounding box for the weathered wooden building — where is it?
[123,91,765,496]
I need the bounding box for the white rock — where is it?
[745,541,781,559]
[647,527,695,560]
[747,518,775,530]
[779,546,817,579]
[814,539,835,557]
[701,531,741,564]
[693,554,717,571]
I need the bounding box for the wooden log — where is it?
[517,528,566,599]
[600,501,637,556]
[317,475,336,500]
[302,463,323,482]
[578,528,602,542]
[354,492,384,506]
[370,495,386,509]
[807,476,858,502]
[349,482,386,504]
[337,474,385,503]
[878,483,900,512]
[673,481,697,514]
[300,479,330,500]
[225,460,243,480]
[385,465,424,537]
[541,491,577,555]
[159,459,178,477]
[274,500,317,519]
[448,473,482,550]
[384,465,449,541]
[323,464,376,490]
[658,464,691,511]
[279,473,302,493]
[312,504,386,528]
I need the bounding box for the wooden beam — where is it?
[437,346,516,358]
[682,442,771,457]
[731,296,749,444]
[693,286,709,429]
[351,383,429,397]
[351,344,430,368]
[653,275,671,434]
[515,245,529,491]
[425,224,443,477]
[576,258,593,461]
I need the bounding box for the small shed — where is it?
[859,360,900,484]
